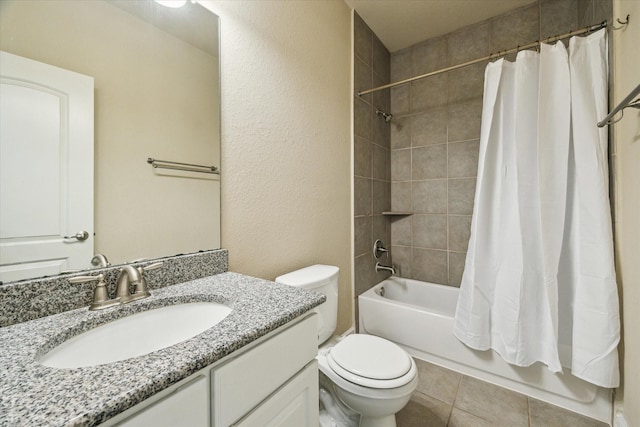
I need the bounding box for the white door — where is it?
[0,51,94,282]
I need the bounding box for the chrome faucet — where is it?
[115,265,142,303]
[375,262,397,275]
[90,253,110,268]
[69,262,164,310]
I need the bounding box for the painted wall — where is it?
[200,1,353,334]
[0,0,220,265]
[612,1,640,425]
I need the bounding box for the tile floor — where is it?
[396,358,609,427]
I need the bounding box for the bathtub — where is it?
[358,277,612,424]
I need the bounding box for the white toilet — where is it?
[276,265,417,427]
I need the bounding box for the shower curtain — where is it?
[453,29,620,388]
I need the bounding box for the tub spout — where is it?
[375,262,397,275]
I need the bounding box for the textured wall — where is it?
[200,1,353,333]
[611,0,640,424]
[353,12,392,311]
[388,0,611,287]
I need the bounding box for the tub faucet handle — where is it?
[373,239,390,259]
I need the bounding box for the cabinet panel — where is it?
[115,375,208,427]
[212,314,317,426]
[235,362,319,427]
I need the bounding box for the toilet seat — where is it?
[327,335,416,389]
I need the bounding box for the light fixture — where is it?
[153,0,187,8]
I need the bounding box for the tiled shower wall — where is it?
[353,12,392,310]
[386,0,612,287]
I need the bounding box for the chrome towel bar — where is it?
[147,157,219,175]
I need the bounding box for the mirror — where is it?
[0,0,220,283]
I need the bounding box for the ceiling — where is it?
[343,0,535,52]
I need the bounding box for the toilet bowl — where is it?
[276,265,417,427]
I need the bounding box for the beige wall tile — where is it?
[392,182,412,212]
[372,72,390,113]
[412,180,447,214]
[391,215,412,246]
[354,96,372,139]
[411,74,448,112]
[412,144,447,180]
[391,115,411,149]
[448,178,476,215]
[577,0,594,27]
[354,253,375,296]
[448,99,482,142]
[391,245,412,278]
[373,179,391,213]
[372,34,390,81]
[413,214,447,249]
[448,215,472,251]
[391,48,412,82]
[448,251,467,286]
[448,62,485,104]
[412,108,448,147]
[354,56,372,104]
[354,12,372,65]
[447,21,490,65]
[392,149,412,181]
[372,214,389,245]
[373,144,389,181]
[540,0,578,41]
[413,36,448,75]
[354,136,371,178]
[391,85,411,116]
[490,4,539,54]
[412,248,448,284]
[354,215,372,257]
[354,176,372,216]
[592,0,612,25]
[448,140,479,178]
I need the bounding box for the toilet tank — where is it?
[275,265,339,345]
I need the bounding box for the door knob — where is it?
[64,231,89,241]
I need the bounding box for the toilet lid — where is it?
[328,335,412,383]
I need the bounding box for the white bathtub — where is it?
[358,277,612,424]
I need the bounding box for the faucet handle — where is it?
[140,261,164,272]
[128,262,164,302]
[69,273,118,310]
[373,239,390,259]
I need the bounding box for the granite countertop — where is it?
[0,272,325,427]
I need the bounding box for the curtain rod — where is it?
[358,21,608,97]
[597,83,640,127]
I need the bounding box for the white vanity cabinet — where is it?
[104,313,318,427]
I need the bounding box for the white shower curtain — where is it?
[453,29,620,388]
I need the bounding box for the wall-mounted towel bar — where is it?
[147,157,219,174]
[598,83,640,127]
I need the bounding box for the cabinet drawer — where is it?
[212,314,317,427]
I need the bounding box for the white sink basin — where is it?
[39,302,232,369]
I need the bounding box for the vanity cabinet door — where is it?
[234,361,319,427]
[211,314,317,426]
[114,374,209,427]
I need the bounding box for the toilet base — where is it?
[359,414,396,427]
